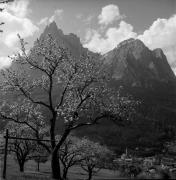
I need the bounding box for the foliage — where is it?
[6,121,36,172]
[137,167,171,179]
[30,144,49,172]
[56,135,86,179]
[79,137,113,180]
[118,162,142,178]
[0,99,51,153]
[57,135,114,180]
[31,144,49,163]
[0,34,138,179]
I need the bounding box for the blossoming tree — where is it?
[0,34,137,179]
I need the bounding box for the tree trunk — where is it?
[50,115,62,179]
[37,160,40,172]
[62,168,68,180]
[51,148,62,179]
[50,116,56,149]
[88,170,93,180]
[50,113,70,179]
[19,162,24,172]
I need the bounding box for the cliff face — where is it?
[152,48,175,80]
[103,38,175,88]
[40,21,87,58]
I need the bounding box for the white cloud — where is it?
[98,4,123,26]
[173,67,176,75]
[1,12,38,47]
[0,0,38,47]
[138,15,176,70]
[5,0,31,18]
[38,17,48,26]
[84,21,137,54]
[49,9,63,23]
[0,56,12,69]
[84,28,94,42]
[84,4,135,54]
[38,9,63,26]
[84,4,176,74]
[0,0,38,69]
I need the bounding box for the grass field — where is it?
[0,155,121,180]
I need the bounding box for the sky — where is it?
[0,0,176,74]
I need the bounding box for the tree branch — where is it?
[70,115,105,131]
[0,0,13,3]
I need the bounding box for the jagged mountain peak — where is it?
[67,33,80,40]
[153,48,165,58]
[42,21,63,38]
[40,22,87,58]
[47,21,58,30]
[43,21,82,44]
[152,48,175,80]
[104,38,175,87]
[111,38,151,63]
[39,24,176,88]
[117,38,146,49]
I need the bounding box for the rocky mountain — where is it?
[40,22,176,89]
[40,21,88,58]
[102,38,176,128]
[103,38,175,88]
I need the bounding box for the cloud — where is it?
[38,17,48,26]
[76,13,83,20]
[84,4,176,74]
[38,9,63,26]
[75,14,94,25]
[138,15,176,70]
[0,0,38,47]
[98,4,123,26]
[173,67,176,75]
[5,0,31,18]
[0,0,38,69]
[84,21,137,54]
[84,4,135,54]
[2,13,38,47]
[49,9,63,22]
[84,15,94,25]
[0,56,12,69]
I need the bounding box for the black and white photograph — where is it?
[0,0,176,179]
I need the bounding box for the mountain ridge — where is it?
[103,38,175,88]
[40,21,88,58]
[41,22,175,87]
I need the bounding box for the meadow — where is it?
[0,155,121,180]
